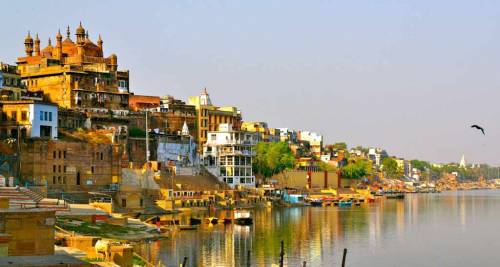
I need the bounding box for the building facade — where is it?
[202,124,257,188]
[0,100,58,140]
[188,89,242,150]
[298,131,323,157]
[20,140,122,191]
[0,62,26,101]
[16,24,130,114]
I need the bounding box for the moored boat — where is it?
[205,217,219,224]
[234,210,253,225]
[338,200,352,207]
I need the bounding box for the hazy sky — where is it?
[2,1,500,164]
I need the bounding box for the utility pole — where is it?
[145,110,149,162]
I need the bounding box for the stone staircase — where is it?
[0,187,69,211]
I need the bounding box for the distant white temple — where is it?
[459,154,467,168]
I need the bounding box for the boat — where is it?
[338,200,352,207]
[234,210,253,225]
[386,192,405,199]
[179,225,198,230]
[189,217,202,225]
[205,217,219,224]
[310,199,323,207]
[222,218,232,224]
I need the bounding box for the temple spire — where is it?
[97,34,103,50]
[66,25,70,38]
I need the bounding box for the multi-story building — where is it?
[128,96,197,137]
[0,62,26,101]
[278,128,298,143]
[188,89,242,150]
[202,124,257,188]
[16,24,130,114]
[21,139,123,191]
[128,94,160,112]
[0,100,58,140]
[298,131,323,157]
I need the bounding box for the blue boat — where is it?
[338,200,352,207]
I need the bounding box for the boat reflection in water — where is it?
[137,190,500,267]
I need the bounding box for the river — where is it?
[137,190,500,266]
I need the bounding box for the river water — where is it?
[138,190,500,267]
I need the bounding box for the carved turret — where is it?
[24,31,33,56]
[34,33,40,56]
[97,34,103,51]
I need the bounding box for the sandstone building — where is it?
[16,23,130,114]
[188,89,241,150]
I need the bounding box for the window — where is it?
[53,176,56,184]
[53,165,56,172]
[100,152,103,160]
[91,166,95,174]
[48,112,52,121]
[240,178,245,184]
[227,178,233,184]
[64,166,67,173]
[211,134,216,140]
[40,111,44,121]
[44,112,48,121]
[63,151,66,158]
[58,165,61,173]
[53,151,56,158]
[21,111,27,121]
[63,176,66,184]
[59,151,62,159]
[121,199,127,207]
[10,111,17,121]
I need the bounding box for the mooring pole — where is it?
[303,260,307,267]
[279,240,284,267]
[341,248,347,267]
[247,250,251,267]
[182,256,188,267]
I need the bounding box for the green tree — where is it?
[128,127,146,138]
[410,159,429,172]
[253,142,295,178]
[382,157,401,178]
[341,160,371,179]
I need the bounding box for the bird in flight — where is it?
[470,124,485,135]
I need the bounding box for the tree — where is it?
[253,142,295,179]
[332,142,347,150]
[410,159,429,172]
[382,157,401,178]
[341,160,371,179]
[129,127,146,138]
[318,161,336,172]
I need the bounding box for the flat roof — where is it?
[0,254,88,266]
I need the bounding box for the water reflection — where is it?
[139,190,500,267]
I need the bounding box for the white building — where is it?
[298,131,323,156]
[203,124,258,188]
[0,100,58,140]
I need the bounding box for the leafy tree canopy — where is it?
[253,142,295,178]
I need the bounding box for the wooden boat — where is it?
[179,225,198,230]
[189,217,202,225]
[386,192,405,199]
[338,200,352,207]
[205,217,219,224]
[234,210,253,225]
[309,198,323,207]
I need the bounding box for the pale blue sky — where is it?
[2,1,500,164]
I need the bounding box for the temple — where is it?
[16,23,130,114]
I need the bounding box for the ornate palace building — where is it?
[16,23,130,114]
